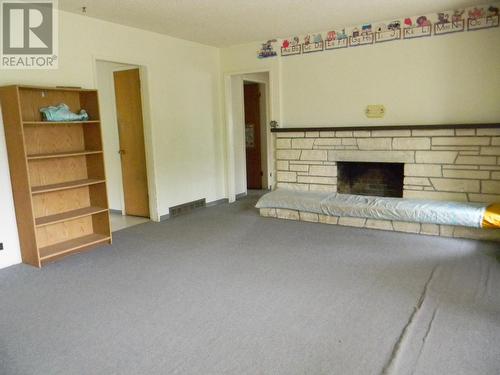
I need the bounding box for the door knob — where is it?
[118,149,126,155]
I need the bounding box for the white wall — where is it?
[0,11,225,268]
[221,27,500,128]
[0,114,22,269]
[281,27,500,126]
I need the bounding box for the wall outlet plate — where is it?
[366,104,385,118]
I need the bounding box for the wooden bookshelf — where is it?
[0,85,112,267]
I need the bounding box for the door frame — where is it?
[243,82,263,190]
[224,68,274,202]
[243,79,269,190]
[92,55,159,222]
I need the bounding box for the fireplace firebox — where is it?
[337,162,404,198]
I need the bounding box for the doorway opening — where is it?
[95,60,151,231]
[243,81,265,190]
[227,71,271,200]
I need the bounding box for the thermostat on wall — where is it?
[365,105,385,118]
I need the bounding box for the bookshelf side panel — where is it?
[0,86,40,267]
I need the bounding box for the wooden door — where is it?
[243,83,262,189]
[113,68,150,217]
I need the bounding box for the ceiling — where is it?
[60,0,484,47]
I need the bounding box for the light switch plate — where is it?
[365,104,385,118]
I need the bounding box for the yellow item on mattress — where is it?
[482,204,500,229]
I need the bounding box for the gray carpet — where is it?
[1,192,499,375]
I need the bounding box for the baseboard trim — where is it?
[206,198,229,207]
[109,209,123,215]
[159,197,229,221]
[235,192,247,200]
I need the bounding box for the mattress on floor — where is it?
[256,189,500,229]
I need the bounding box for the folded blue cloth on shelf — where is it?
[40,103,89,122]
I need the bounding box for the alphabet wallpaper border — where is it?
[257,3,499,59]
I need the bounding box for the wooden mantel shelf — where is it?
[270,123,500,133]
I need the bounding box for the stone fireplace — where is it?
[273,124,500,204]
[269,124,500,240]
[337,162,404,198]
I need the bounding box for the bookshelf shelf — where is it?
[27,150,103,160]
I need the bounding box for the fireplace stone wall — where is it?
[274,126,500,204]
